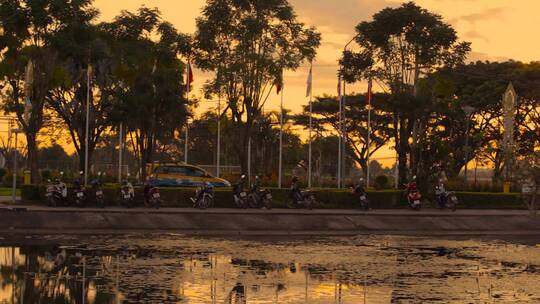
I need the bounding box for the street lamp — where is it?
[338,34,360,188]
[10,128,22,204]
[462,105,475,182]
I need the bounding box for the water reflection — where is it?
[0,235,539,303]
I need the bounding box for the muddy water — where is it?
[0,235,539,303]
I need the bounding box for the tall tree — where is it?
[295,94,393,176]
[102,7,190,180]
[194,0,320,172]
[339,1,470,185]
[0,0,97,182]
[45,4,107,172]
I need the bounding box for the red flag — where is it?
[186,62,194,84]
[366,77,372,105]
[275,77,282,94]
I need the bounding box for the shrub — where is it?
[21,184,41,201]
[24,184,526,210]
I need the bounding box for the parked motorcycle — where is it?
[232,176,249,208]
[91,173,105,208]
[351,181,369,211]
[287,176,315,210]
[248,186,272,209]
[45,178,68,207]
[407,190,422,211]
[73,181,86,208]
[435,185,458,211]
[144,181,161,209]
[192,182,214,209]
[120,180,135,208]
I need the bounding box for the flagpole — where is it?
[366,78,372,187]
[341,78,346,188]
[84,63,91,186]
[278,70,284,188]
[184,60,190,164]
[216,94,221,177]
[337,76,342,189]
[308,63,313,188]
[118,122,123,183]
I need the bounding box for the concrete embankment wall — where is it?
[1,209,539,236]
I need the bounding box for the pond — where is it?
[0,234,539,303]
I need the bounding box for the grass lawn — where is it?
[0,187,21,196]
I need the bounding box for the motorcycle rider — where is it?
[233,174,247,194]
[352,178,366,196]
[406,176,418,194]
[352,178,369,210]
[232,174,248,207]
[121,179,135,198]
[290,176,302,203]
[251,175,261,192]
[435,179,447,208]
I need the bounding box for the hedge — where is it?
[21,184,526,209]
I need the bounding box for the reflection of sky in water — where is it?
[0,235,539,303]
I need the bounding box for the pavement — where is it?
[0,203,532,216]
[0,199,538,236]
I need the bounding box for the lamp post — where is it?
[339,35,359,188]
[462,105,475,182]
[11,128,21,204]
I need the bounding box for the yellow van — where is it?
[149,163,231,187]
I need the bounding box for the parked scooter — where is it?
[232,175,249,208]
[191,182,214,209]
[73,171,86,207]
[435,180,458,211]
[351,178,369,211]
[405,176,422,211]
[45,174,68,207]
[120,178,135,208]
[287,176,315,210]
[144,180,161,209]
[248,176,272,209]
[91,172,105,208]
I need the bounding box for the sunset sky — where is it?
[89,0,540,163]
[93,0,539,114]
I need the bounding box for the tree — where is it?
[45,4,108,172]
[295,93,393,176]
[102,7,190,180]
[339,1,470,185]
[432,61,540,181]
[0,0,97,182]
[194,0,321,172]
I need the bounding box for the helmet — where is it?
[121,180,128,186]
[359,178,364,182]
[255,175,259,180]
[241,174,246,180]
[79,171,84,175]
[54,178,60,183]
[412,175,417,180]
[292,176,299,182]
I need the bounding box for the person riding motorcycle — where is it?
[406,176,418,194]
[233,174,247,195]
[352,178,366,196]
[435,179,447,208]
[121,179,135,198]
[290,176,302,203]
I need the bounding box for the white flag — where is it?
[306,65,312,97]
